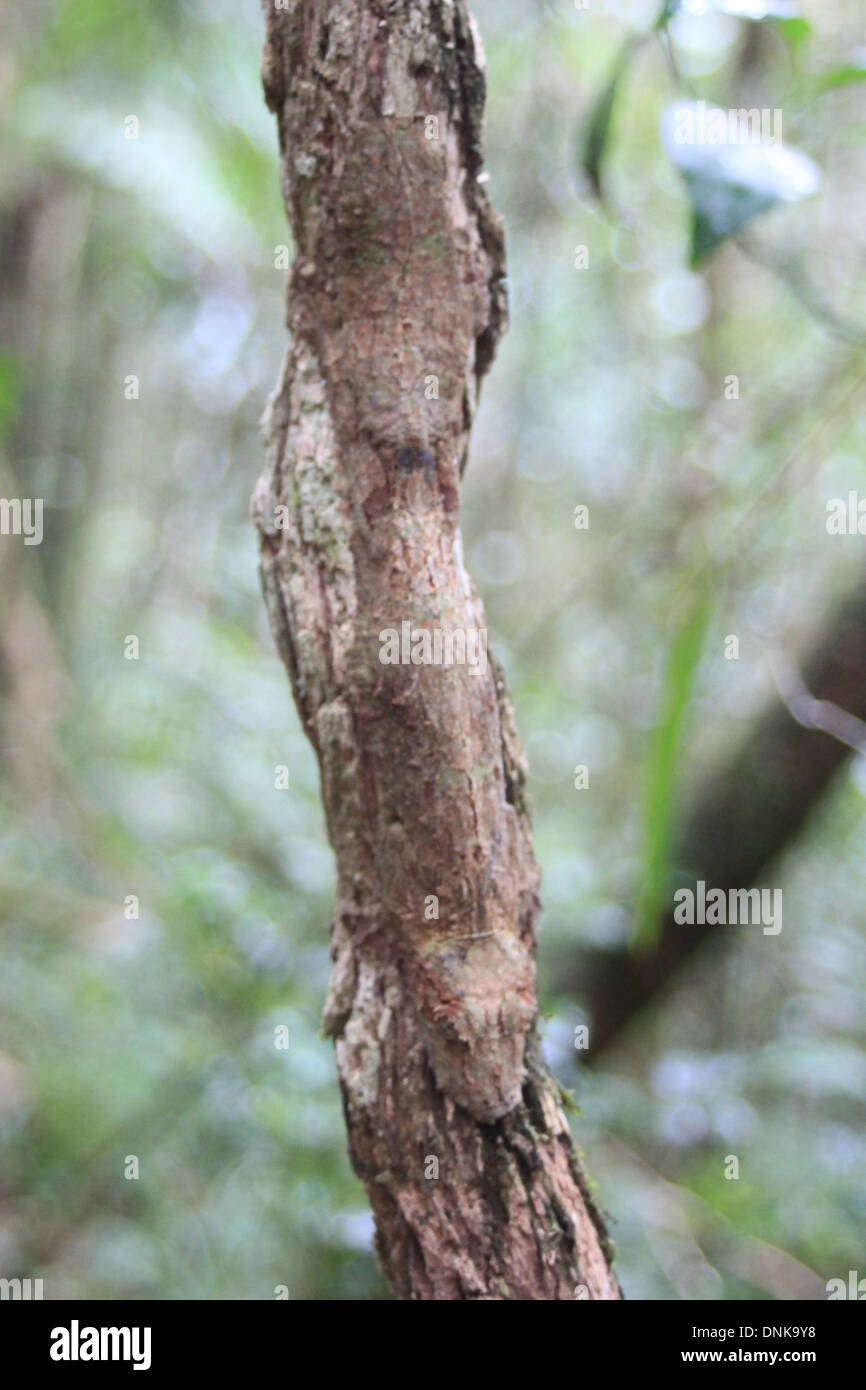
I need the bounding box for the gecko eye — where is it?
[395,445,436,472]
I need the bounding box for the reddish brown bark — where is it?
[253,0,620,1299]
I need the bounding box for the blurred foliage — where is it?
[0,0,865,1300]
[634,579,711,947]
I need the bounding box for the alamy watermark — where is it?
[50,1321,151,1371]
[826,492,866,535]
[672,100,783,148]
[0,1276,43,1300]
[379,621,488,678]
[674,881,782,936]
[0,497,43,545]
[826,1271,866,1299]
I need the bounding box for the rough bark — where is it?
[252,0,620,1299]
[560,576,866,1056]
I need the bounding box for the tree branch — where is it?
[563,575,866,1056]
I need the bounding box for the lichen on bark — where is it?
[253,0,621,1300]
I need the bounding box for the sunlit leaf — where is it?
[662,102,821,264]
[774,16,812,47]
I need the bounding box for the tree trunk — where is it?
[253,0,620,1300]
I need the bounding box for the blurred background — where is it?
[1,0,864,1300]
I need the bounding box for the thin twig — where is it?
[767,648,866,756]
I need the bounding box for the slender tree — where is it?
[253,0,620,1299]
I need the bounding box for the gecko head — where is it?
[413,933,536,1123]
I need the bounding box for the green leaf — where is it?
[813,55,866,94]
[0,351,23,440]
[774,16,812,47]
[32,0,182,79]
[662,102,821,264]
[655,0,682,27]
[685,172,780,264]
[207,121,283,227]
[581,39,640,203]
[633,584,712,950]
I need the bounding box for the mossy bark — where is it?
[253,0,620,1300]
